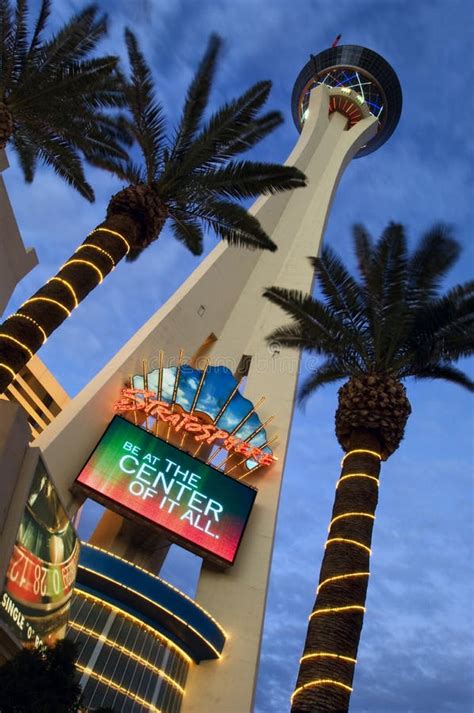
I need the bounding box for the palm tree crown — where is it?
[0,0,129,200]
[264,222,473,713]
[266,222,473,398]
[0,30,306,393]
[95,30,306,258]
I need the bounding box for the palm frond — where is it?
[407,223,460,302]
[187,160,305,200]
[353,223,374,281]
[38,4,106,67]
[124,28,166,182]
[3,0,28,87]
[171,33,221,160]
[13,56,122,113]
[85,155,143,184]
[165,80,273,180]
[0,0,13,93]
[264,221,473,398]
[220,111,283,158]
[27,0,50,57]
[32,128,94,201]
[263,286,351,340]
[411,364,474,392]
[11,128,35,181]
[169,213,204,256]
[266,322,345,357]
[299,358,348,402]
[190,199,277,251]
[311,248,367,352]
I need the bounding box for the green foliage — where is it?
[0,639,82,713]
[96,31,306,256]
[264,222,474,399]
[0,0,129,200]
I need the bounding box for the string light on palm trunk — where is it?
[317,571,370,593]
[336,473,379,489]
[76,242,116,268]
[309,604,366,621]
[48,277,79,308]
[5,313,47,345]
[0,333,33,358]
[292,450,379,708]
[325,537,371,555]
[328,512,375,531]
[341,448,382,466]
[291,679,353,703]
[300,652,357,664]
[89,226,131,254]
[0,226,131,392]
[65,258,104,283]
[0,363,16,378]
[23,295,71,317]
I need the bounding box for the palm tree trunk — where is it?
[291,428,382,713]
[0,213,139,393]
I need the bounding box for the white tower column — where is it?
[35,86,377,713]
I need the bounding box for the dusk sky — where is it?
[3,1,473,712]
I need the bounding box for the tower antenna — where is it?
[332,33,342,48]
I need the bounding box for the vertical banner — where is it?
[0,458,80,647]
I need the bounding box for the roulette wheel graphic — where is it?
[4,460,79,645]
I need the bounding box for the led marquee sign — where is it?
[76,416,257,566]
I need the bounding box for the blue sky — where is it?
[3,1,473,711]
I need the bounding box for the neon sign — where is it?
[114,388,276,467]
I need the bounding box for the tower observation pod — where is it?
[292,44,402,156]
[35,45,402,713]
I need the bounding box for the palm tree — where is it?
[0,30,305,394]
[264,222,474,713]
[0,638,82,712]
[0,0,129,200]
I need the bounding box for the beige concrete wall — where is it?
[34,86,377,712]
[1,355,70,440]
[0,150,38,316]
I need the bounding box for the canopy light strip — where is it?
[84,543,227,637]
[76,664,164,712]
[75,589,192,663]
[69,621,184,693]
[78,565,225,658]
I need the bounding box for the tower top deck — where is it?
[291,44,402,157]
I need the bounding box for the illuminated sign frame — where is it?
[75,417,258,567]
